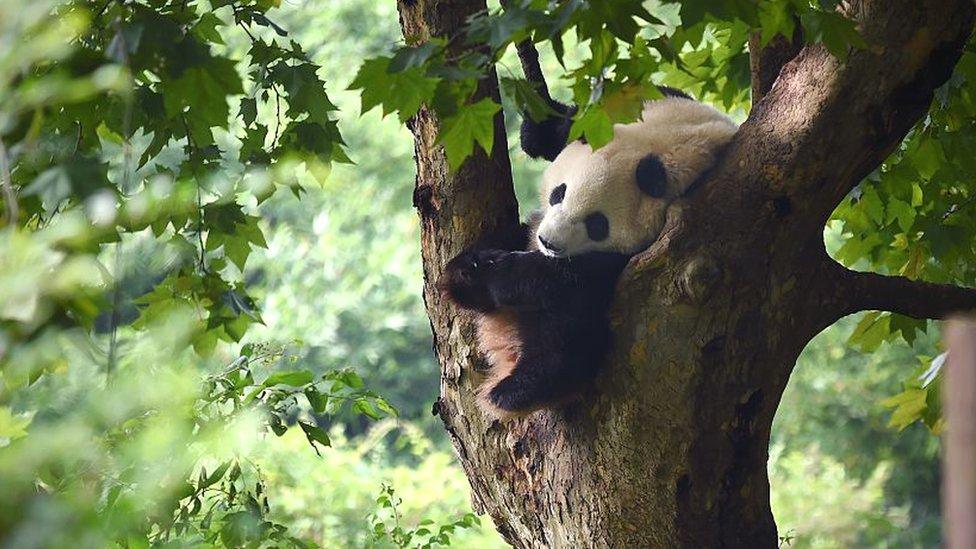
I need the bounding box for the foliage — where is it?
[828,38,976,433]
[244,176,435,429]
[769,445,907,548]
[773,313,942,545]
[0,0,394,546]
[0,312,395,546]
[349,0,863,167]
[368,484,481,548]
[254,424,505,548]
[1,0,347,362]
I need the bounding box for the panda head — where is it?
[528,97,738,257]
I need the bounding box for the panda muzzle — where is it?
[537,235,565,256]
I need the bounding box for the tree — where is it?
[388,0,976,546]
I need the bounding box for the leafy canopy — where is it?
[349,0,864,166]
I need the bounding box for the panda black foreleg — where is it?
[442,248,572,311]
[440,249,510,312]
[480,250,574,309]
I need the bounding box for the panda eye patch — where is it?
[549,183,567,205]
[636,153,668,198]
[584,212,609,241]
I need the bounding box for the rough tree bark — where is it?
[396,0,976,546]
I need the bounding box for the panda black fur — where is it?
[440,90,738,419]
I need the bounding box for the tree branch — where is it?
[0,137,17,226]
[698,0,975,242]
[748,27,803,104]
[837,266,976,320]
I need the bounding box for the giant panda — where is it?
[440,88,738,419]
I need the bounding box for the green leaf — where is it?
[757,0,795,46]
[335,369,365,389]
[500,77,556,122]
[199,461,231,489]
[847,311,891,352]
[0,407,30,446]
[881,388,928,431]
[438,98,501,170]
[800,11,866,59]
[162,57,244,146]
[264,370,314,387]
[912,137,944,179]
[24,157,110,212]
[348,56,439,123]
[353,399,382,420]
[299,421,331,450]
[192,13,225,45]
[240,97,257,127]
[464,4,533,49]
[568,107,614,149]
[374,398,398,418]
[277,62,338,124]
[886,199,916,233]
[857,187,885,225]
[889,314,927,346]
[223,237,252,271]
[304,387,328,414]
[388,42,439,73]
[601,83,655,124]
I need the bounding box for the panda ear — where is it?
[635,153,669,198]
[520,101,577,161]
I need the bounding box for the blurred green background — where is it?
[0,0,948,547]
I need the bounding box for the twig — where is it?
[237,20,258,43]
[107,16,135,377]
[272,84,283,149]
[179,112,208,273]
[0,137,17,226]
[107,242,123,375]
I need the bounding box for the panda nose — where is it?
[538,235,564,255]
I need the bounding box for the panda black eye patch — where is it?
[584,212,609,241]
[549,183,567,205]
[636,153,668,198]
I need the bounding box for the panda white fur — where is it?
[441,91,738,419]
[530,97,738,257]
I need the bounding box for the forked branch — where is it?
[700,0,975,239]
[748,27,803,103]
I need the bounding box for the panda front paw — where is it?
[451,249,509,279]
[439,249,509,311]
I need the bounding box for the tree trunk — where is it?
[396,0,976,546]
